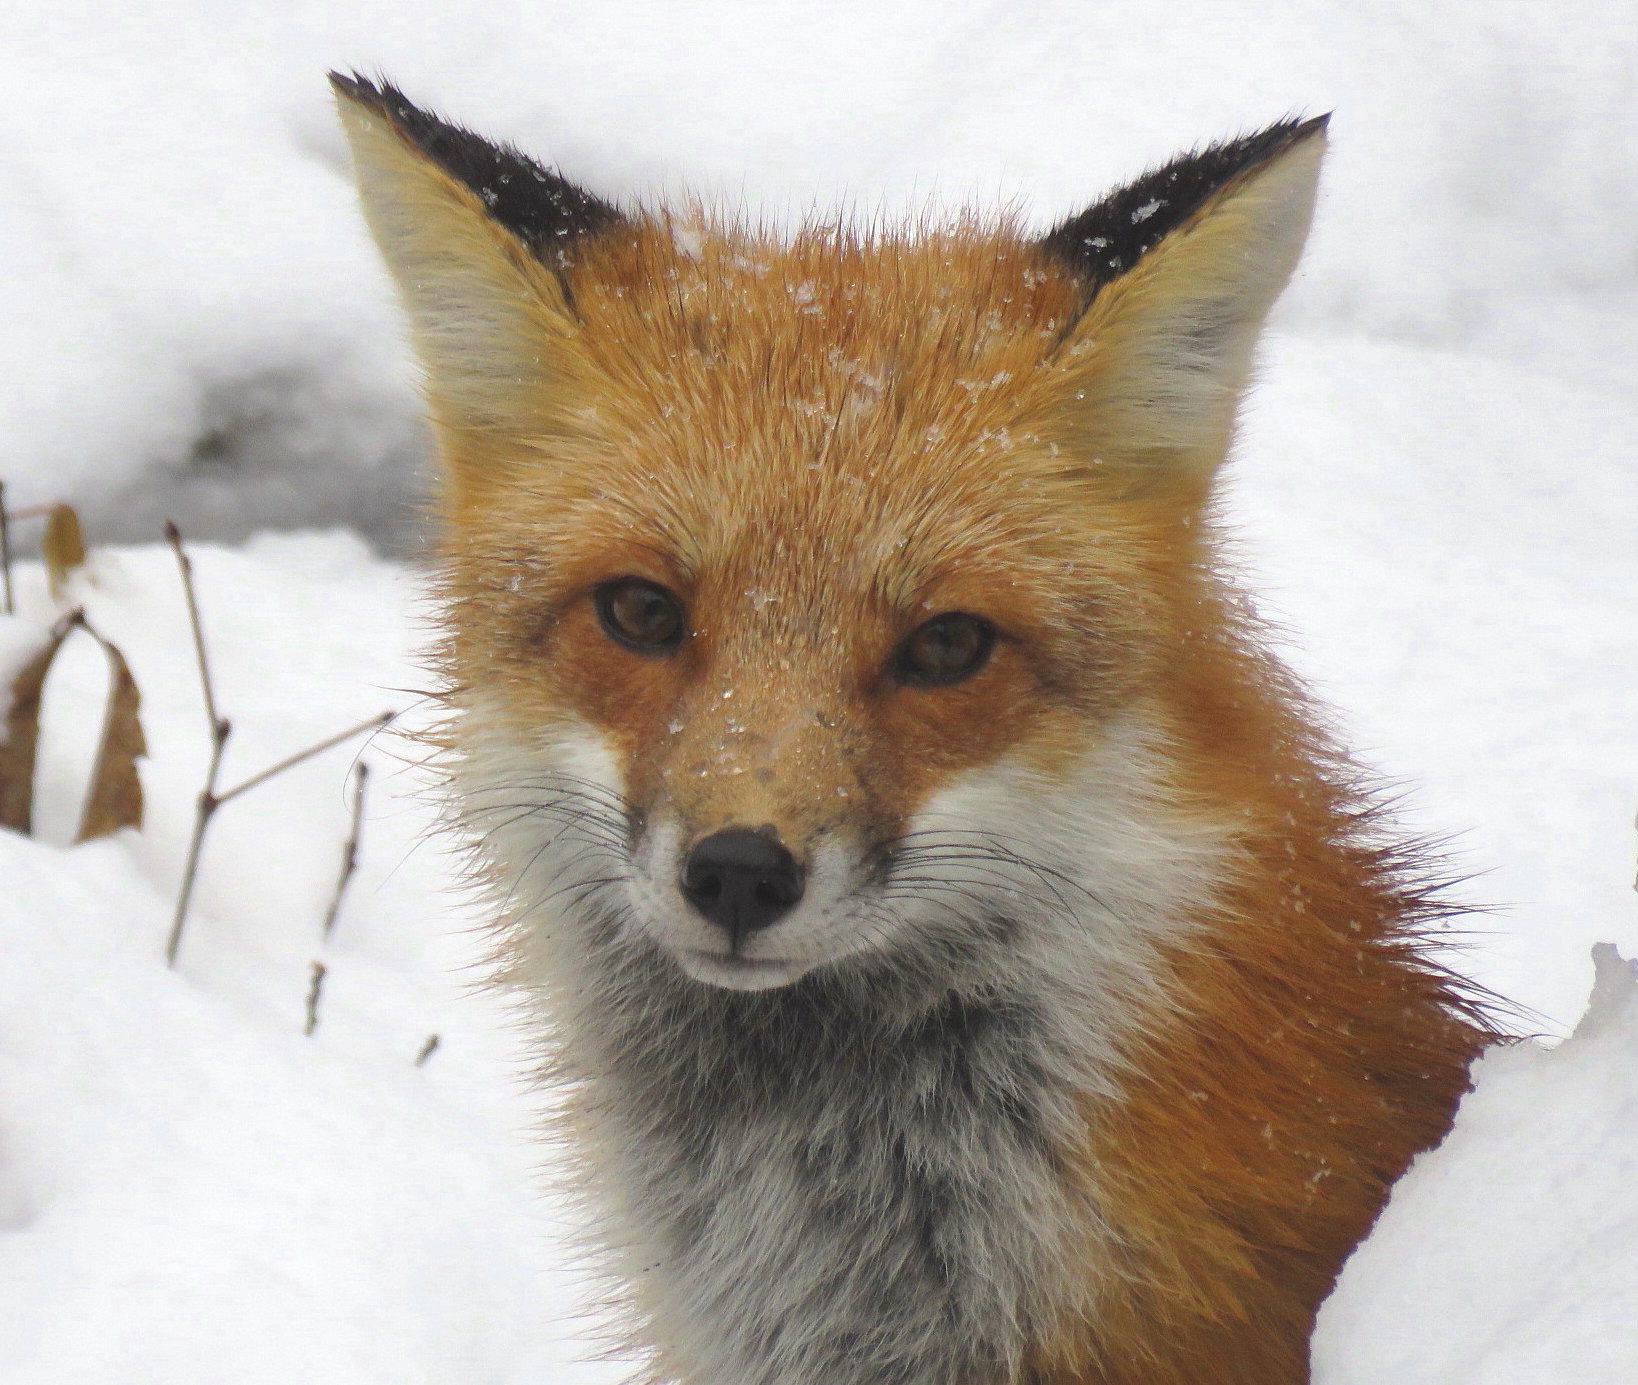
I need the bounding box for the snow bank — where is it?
[1315,945,1638,1383]
[0,830,599,1385]
[0,541,621,1384]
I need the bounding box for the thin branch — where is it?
[304,961,327,1037]
[322,761,369,939]
[0,480,13,616]
[166,707,392,966]
[415,1034,440,1067]
[164,520,224,742]
[216,712,394,807]
[161,519,397,969]
[166,749,226,968]
[165,522,231,968]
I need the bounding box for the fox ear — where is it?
[1039,116,1327,497]
[329,73,623,433]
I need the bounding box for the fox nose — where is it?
[680,829,804,943]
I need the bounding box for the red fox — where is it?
[333,74,1499,1385]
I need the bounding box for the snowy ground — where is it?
[0,2,1634,1381]
[0,539,624,1383]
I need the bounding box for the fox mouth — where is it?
[677,948,811,992]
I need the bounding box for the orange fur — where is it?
[442,222,1496,1380]
[335,82,1502,1384]
[1033,599,1494,1384]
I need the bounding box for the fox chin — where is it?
[335,71,1501,1385]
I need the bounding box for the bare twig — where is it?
[162,521,398,968]
[0,480,13,616]
[166,758,226,968]
[322,761,370,939]
[415,1034,440,1067]
[166,708,393,966]
[165,521,230,968]
[216,713,394,808]
[304,961,327,1037]
[164,521,224,740]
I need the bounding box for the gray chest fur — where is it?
[579,951,1090,1385]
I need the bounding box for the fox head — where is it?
[334,75,1325,999]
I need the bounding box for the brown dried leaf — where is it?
[42,504,86,600]
[0,623,71,835]
[76,631,146,842]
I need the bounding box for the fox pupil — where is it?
[895,612,995,686]
[596,578,685,653]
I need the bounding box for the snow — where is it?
[1236,336,1638,1024]
[0,542,620,1383]
[0,1,1634,1380]
[1313,947,1638,1383]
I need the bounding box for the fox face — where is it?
[334,75,1324,1001]
[451,232,1201,995]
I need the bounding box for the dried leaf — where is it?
[0,623,71,835]
[76,631,146,841]
[42,504,86,600]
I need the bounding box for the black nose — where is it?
[680,829,804,943]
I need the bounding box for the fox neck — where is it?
[586,970,1085,1385]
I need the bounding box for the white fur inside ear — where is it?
[1057,131,1326,476]
[333,100,571,427]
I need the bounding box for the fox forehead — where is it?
[565,219,1082,459]
[456,221,1167,621]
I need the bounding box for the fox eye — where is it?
[893,612,995,686]
[595,578,686,653]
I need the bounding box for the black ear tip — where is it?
[327,70,370,99]
[1247,112,1330,157]
[328,71,400,114]
[1039,113,1332,297]
[329,73,624,273]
